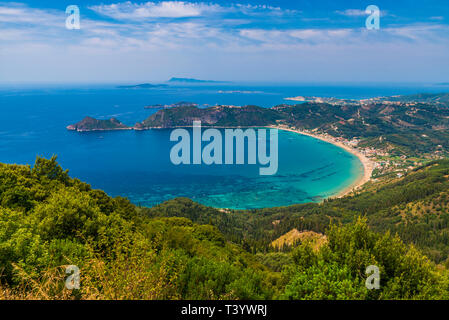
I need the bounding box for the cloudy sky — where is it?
[1,0,448,84]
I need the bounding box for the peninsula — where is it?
[67,92,449,181]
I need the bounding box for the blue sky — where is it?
[1,1,448,83]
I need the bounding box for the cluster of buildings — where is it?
[285,96,360,106]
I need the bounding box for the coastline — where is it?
[67,120,374,201]
[269,126,374,198]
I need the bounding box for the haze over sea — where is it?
[1,82,447,209]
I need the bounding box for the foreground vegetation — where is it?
[1,157,449,299]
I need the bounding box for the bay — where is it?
[0,82,444,209]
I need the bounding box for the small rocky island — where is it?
[66,116,131,132]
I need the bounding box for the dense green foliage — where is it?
[1,157,449,299]
[133,97,449,156]
[281,219,449,299]
[376,93,449,104]
[144,160,449,264]
[0,156,276,299]
[136,105,280,129]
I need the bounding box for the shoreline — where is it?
[268,126,374,198]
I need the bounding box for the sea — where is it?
[1,82,447,209]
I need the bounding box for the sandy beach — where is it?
[269,126,375,198]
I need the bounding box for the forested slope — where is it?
[145,160,449,263]
[1,157,449,299]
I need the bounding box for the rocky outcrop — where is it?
[67,116,131,132]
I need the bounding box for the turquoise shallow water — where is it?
[1,83,439,209]
[64,128,362,209]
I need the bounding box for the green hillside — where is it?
[135,105,279,129]
[145,160,449,263]
[134,98,449,157]
[1,157,449,299]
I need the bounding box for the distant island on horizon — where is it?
[168,77,229,83]
[117,83,168,89]
[116,77,229,89]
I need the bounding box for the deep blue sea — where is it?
[1,82,447,209]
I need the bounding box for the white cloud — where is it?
[2,2,448,51]
[238,24,449,48]
[89,1,296,20]
[233,3,295,16]
[89,1,223,19]
[336,8,388,17]
[383,24,449,42]
[238,28,359,48]
[336,9,367,17]
[0,29,28,41]
[0,3,61,26]
[1,2,449,83]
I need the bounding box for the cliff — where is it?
[135,105,280,129]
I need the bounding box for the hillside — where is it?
[67,116,130,132]
[375,93,449,104]
[144,160,449,263]
[68,93,449,160]
[135,105,280,129]
[1,157,449,299]
[137,95,449,157]
[271,229,327,250]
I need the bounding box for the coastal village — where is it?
[281,95,449,181]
